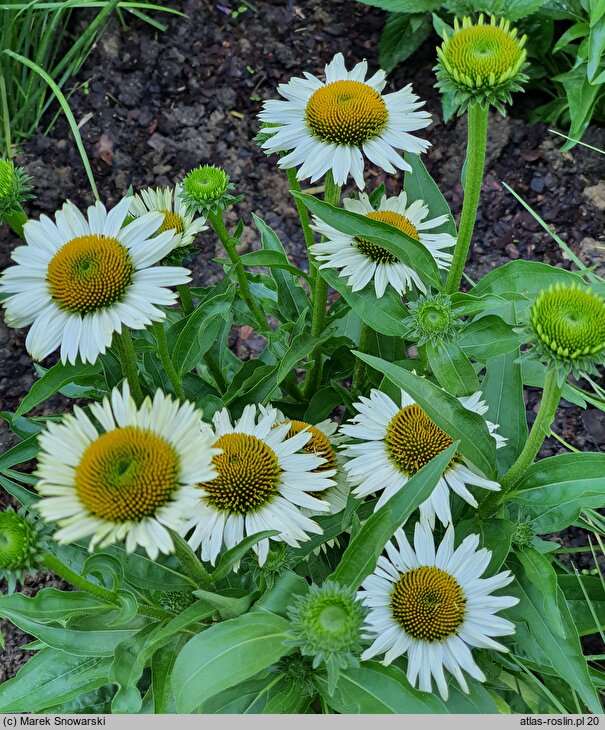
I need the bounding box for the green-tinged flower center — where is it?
[391,566,466,641]
[75,426,179,522]
[354,210,418,264]
[385,404,459,476]
[158,209,185,235]
[0,511,36,570]
[201,433,281,514]
[305,80,388,147]
[442,21,525,88]
[530,284,605,362]
[47,235,134,314]
[182,166,229,204]
[286,420,337,473]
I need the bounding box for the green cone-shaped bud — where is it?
[435,15,528,115]
[524,282,605,379]
[404,293,461,346]
[180,165,235,217]
[0,159,33,220]
[286,581,366,694]
[0,508,47,593]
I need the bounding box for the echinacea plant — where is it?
[0,36,603,718]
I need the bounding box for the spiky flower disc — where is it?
[180,166,236,217]
[525,282,605,378]
[0,508,48,593]
[435,15,528,114]
[287,580,366,692]
[0,159,33,219]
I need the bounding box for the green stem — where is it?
[115,327,144,406]
[177,283,194,316]
[42,553,118,604]
[479,367,564,519]
[3,204,28,239]
[152,321,185,400]
[445,104,489,295]
[170,530,213,590]
[351,322,373,392]
[303,171,341,398]
[286,167,317,287]
[209,210,269,332]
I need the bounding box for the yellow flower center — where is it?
[201,433,282,514]
[286,420,338,473]
[354,211,419,265]
[47,235,133,314]
[391,566,466,641]
[385,404,459,476]
[445,25,524,87]
[75,426,179,522]
[158,210,185,235]
[305,80,388,147]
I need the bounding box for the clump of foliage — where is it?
[0,18,604,715]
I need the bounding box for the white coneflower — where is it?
[0,198,189,365]
[359,521,518,699]
[259,52,431,189]
[35,383,217,560]
[311,191,455,297]
[342,389,504,527]
[129,184,207,248]
[183,405,336,566]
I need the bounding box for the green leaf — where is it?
[426,340,479,396]
[558,574,605,637]
[251,571,310,618]
[261,676,312,714]
[356,354,497,478]
[0,435,40,474]
[516,547,565,638]
[316,661,447,713]
[152,642,180,713]
[172,612,293,712]
[238,250,310,282]
[0,474,38,507]
[458,315,522,360]
[455,518,514,573]
[172,287,234,374]
[321,266,408,336]
[379,13,432,73]
[253,214,309,322]
[506,453,605,533]
[329,443,458,590]
[110,622,159,713]
[356,0,441,10]
[0,589,114,623]
[404,151,456,237]
[197,672,274,713]
[482,351,527,474]
[211,530,279,582]
[293,191,442,290]
[0,649,111,713]
[15,361,102,416]
[509,567,602,713]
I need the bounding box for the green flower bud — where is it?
[250,543,295,589]
[521,282,605,379]
[404,293,461,346]
[0,508,47,593]
[160,590,196,613]
[435,15,528,115]
[0,159,33,220]
[286,581,366,695]
[179,165,236,217]
[276,655,315,696]
[511,519,534,548]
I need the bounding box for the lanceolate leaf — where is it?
[426,340,479,396]
[404,151,456,237]
[293,191,442,290]
[329,443,458,590]
[354,353,497,477]
[15,360,102,416]
[172,612,293,712]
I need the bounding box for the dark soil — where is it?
[1,0,604,682]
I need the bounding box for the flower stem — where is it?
[445,103,489,295]
[42,552,118,604]
[304,171,341,398]
[209,209,269,332]
[152,321,185,400]
[115,327,144,406]
[177,284,194,316]
[170,530,213,590]
[3,204,27,239]
[478,367,564,519]
[351,322,373,392]
[286,167,317,287]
